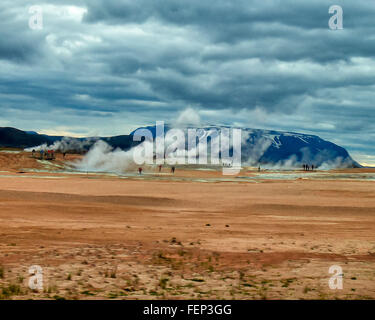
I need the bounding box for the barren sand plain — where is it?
[0,151,375,299]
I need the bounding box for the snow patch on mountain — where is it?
[131,125,360,169]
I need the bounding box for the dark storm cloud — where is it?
[0,0,374,163]
[83,0,375,61]
[0,4,45,63]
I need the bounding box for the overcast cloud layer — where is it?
[0,0,374,164]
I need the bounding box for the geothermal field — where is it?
[0,149,375,300]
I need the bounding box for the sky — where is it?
[0,0,374,165]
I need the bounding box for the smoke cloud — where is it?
[25,137,99,153]
[72,140,138,173]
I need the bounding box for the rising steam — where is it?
[72,140,138,173]
[25,137,98,153]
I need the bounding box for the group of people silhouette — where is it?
[303,164,314,171]
[31,149,55,160]
[138,166,175,175]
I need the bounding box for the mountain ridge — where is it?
[0,126,361,168]
[131,125,361,168]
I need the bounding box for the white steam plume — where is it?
[72,140,138,173]
[25,137,98,153]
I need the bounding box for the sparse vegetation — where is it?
[1,284,22,298]
[159,276,169,290]
[303,286,312,294]
[110,266,117,278]
[281,278,296,288]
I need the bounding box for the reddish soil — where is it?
[0,151,374,299]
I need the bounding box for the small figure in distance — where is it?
[138,167,143,175]
[158,165,162,173]
[171,166,175,174]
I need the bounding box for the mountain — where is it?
[0,127,136,152]
[130,125,361,168]
[239,128,360,168]
[0,127,59,148]
[0,126,360,168]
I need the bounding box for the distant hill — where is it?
[0,127,59,148]
[0,127,135,152]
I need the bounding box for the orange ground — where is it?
[0,151,374,299]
